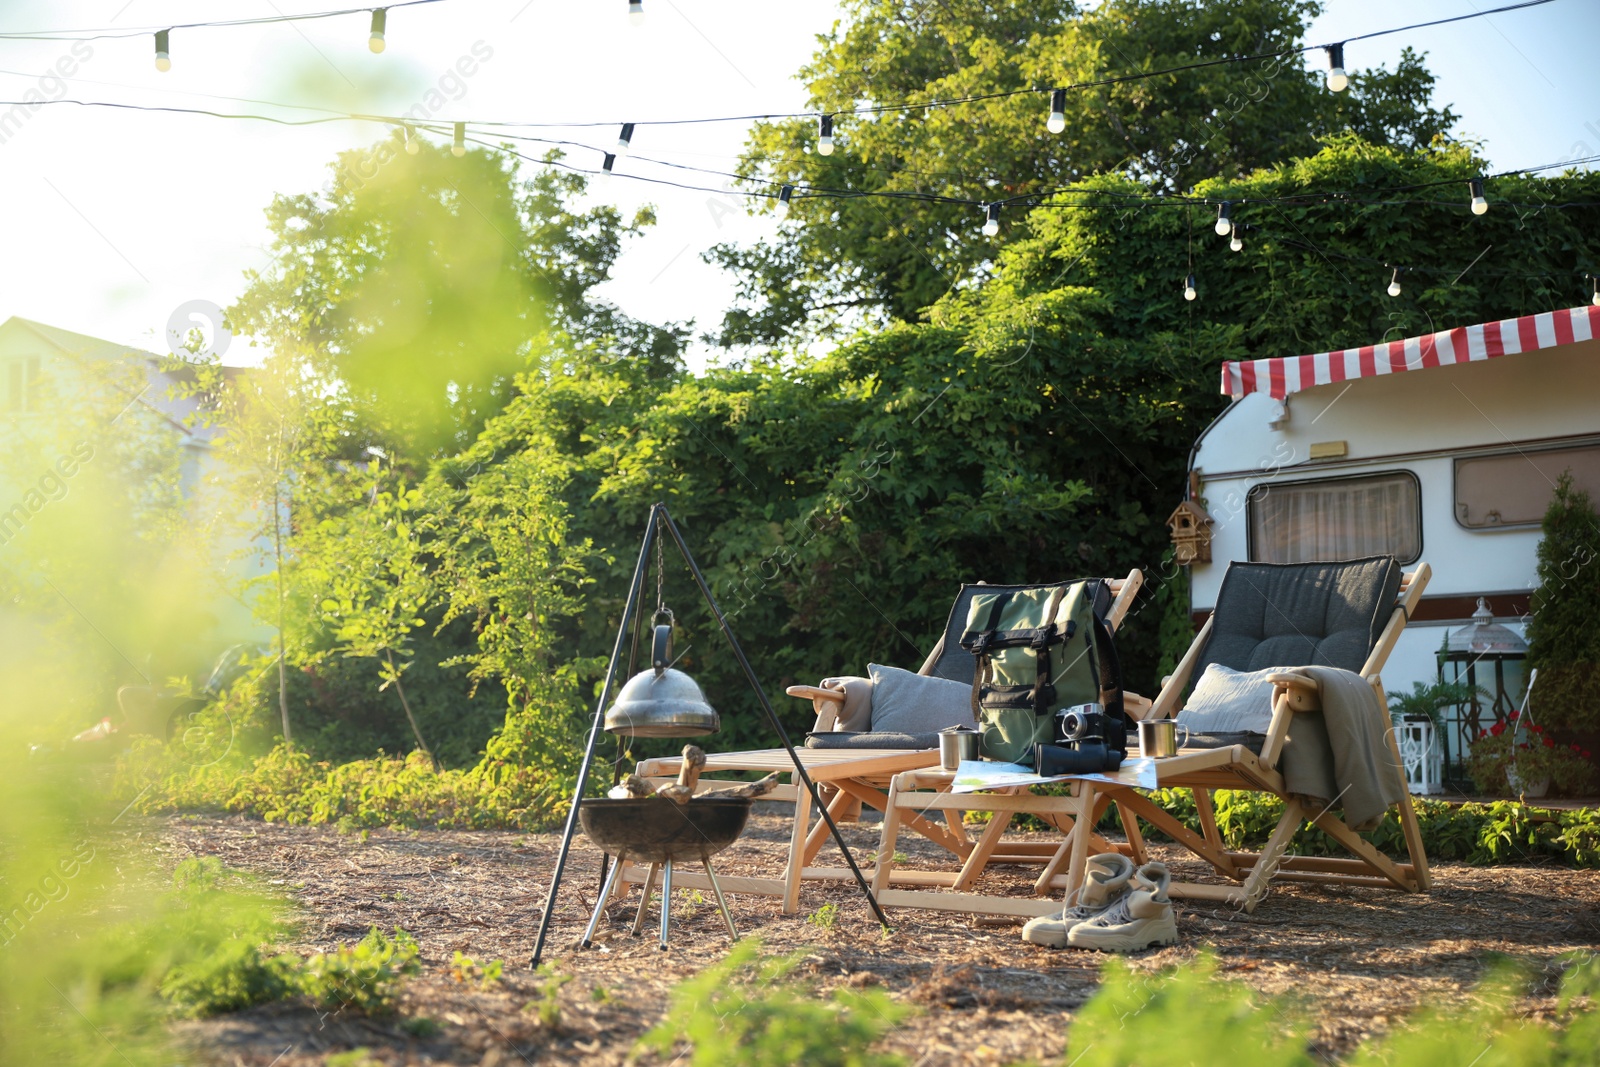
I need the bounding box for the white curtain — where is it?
[1250,475,1420,564]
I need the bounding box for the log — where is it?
[676,745,708,791]
[607,774,657,800]
[654,784,694,805]
[697,772,781,800]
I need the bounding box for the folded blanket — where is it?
[1275,666,1407,831]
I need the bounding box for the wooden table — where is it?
[630,747,944,913]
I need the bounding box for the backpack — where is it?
[957,579,1127,765]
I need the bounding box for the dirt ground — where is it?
[152,805,1600,1066]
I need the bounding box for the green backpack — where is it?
[957,580,1127,765]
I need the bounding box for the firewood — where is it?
[654,784,693,805]
[676,745,708,792]
[607,774,656,800]
[696,773,781,800]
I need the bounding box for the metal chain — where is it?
[655,533,665,616]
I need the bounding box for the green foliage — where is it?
[1066,950,1599,1067]
[717,0,1458,341]
[1388,680,1486,733]
[297,926,421,1015]
[1525,473,1600,733]
[526,964,572,1029]
[636,939,909,1067]
[1466,718,1598,797]
[807,902,840,930]
[450,951,504,989]
[160,938,301,1018]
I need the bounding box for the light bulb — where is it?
[404,126,419,154]
[778,184,794,211]
[617,122,635,156]
[1325,44,1347,92]
[1046,88,1066,134]
[1214,201,1232,237]
[602,153,616,175]
[1229,223,1243,252]
[1387,268,1402,298]
[1592,279,1599,307]
[1184,274,1197,301]
[817,114,834,156]
[452,121,466,157]
[369,9,386,53]
[628,0,644,26]
[155,29,171,72]
[1469,177,1488,215]
[982,202,1000,237]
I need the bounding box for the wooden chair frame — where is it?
[626,572,1143,915]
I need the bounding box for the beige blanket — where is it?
[1275,666,1407,831]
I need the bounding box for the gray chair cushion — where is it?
[804,730,940,750]
[1195,556,1402,681]
[866,663,974,735]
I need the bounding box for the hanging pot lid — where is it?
[603,611,720,737]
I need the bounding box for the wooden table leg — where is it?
[784,773,812,915]
[1062,781,1098,907]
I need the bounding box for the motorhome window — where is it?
[1455,445,1600,529]
[1247,472,1420,565]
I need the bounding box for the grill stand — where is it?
[581,850,739,951]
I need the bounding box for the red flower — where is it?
[1478,729,1489,740]
[1584,750,1593,759]
[1544,737,1556,748]
[1529,724,1543,734]
[1509,710,1521,721]
[1490,722,1506,737]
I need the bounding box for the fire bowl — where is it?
[578,796,752,865]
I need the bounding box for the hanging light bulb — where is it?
[1229,222,1243,252]
[1214,201,1232,237]
[982,202,1001,237]
[369,9,386,53]
[1387,267,1402,298]
[617,123,635,156]
[628,0,645,26]
[1591,276,1599,307]
[1046,88,1066,134]
[1469,177,1488,215]
[602,153,616,175]
[1325,43,1348,92]
[154,29,171,72]
[404,125,419,155]
[452,121,466,157]
[778,184,794,211]
[1183,274,1197,301]
[817,114,834,156]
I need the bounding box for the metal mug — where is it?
[1137,719,1189,759]
[939,725,982,771]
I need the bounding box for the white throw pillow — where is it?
[1176,663,1286,735]
[866,663,975,735]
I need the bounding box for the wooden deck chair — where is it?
[1085,556,1433,913]
[629,571,1142,913]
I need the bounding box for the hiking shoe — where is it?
[1066,861,1177,952]
[1021,853,1134,948]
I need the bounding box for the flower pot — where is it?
[1506,767,1550,798]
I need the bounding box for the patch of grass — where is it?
[806,902,840,930]
[524,963,572,1029]
[636,939,909,1067]
[449,951,504,989]
[400,1016,442,1038]
[297,927,422,1015]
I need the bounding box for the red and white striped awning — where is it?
[1221,305,1600,400]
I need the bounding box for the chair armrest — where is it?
[1257,671,1323,767]
[786,684,847,732]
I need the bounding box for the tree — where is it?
[711,0,1457,345]
[1525,473,1600,733]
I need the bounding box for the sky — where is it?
[0,0,1594,372]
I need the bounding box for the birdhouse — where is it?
[1166,499,1214,565]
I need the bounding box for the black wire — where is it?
[0,0,448,41]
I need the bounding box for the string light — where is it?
[982,202,1001,237]
[1229,222,1244,252]
[404,124,419,154]
[628,0,644,26]
[1046,89,1066,134]
[816,114,834,156]
[1592,276,1600,307]
[154,29,170,71]
[1184,274,1197,301]
[452,121,465,156]
[1214,202,1233,237]
[778,184,794,210]
[1469,177,1488,215]
[1325,43,1348,92]
[617,123,635,156]
[368,9,386,52]
[602,152,616,175]
[1387,267,1403,297]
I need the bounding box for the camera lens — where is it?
[1060,711,1087,740]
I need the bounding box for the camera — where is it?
[1033,702,1124,775]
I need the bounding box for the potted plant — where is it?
[1465,710,1597,797]
[1387,680,1485,732]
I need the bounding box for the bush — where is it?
[1525,473,1600,734]
[297,927,421,1015]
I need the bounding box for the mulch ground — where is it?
[153,806,1600,1066]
